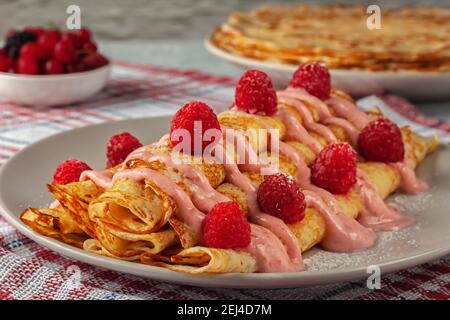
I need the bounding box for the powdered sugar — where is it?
[303,192,432,272]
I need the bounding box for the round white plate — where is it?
[0,116,449,289]
[204,35,450,101]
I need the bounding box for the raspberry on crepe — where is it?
[290,62,331,101]
[203,201,251,249]
[106,132,143,168]
[257,173,306,224]
[358,117,405,163]
[170,101,221,156]
[235,70,277,116]
[311,143,357,194]
[53,159,91,185]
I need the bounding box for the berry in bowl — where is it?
[0,26,110,107]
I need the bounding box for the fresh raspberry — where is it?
[53,159,92,185]
[203,202,251,249]
[106,132,143,168]
[235,70,277,116]
[289,62,331,100]
[170,101,221,156]
[311,143,357,194]
[257,173,306,224]
[358,117,405,163]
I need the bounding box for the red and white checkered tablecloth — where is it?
[0,62,449,300]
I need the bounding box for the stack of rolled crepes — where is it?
[20,65,438,274]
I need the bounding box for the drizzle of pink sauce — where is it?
[282,87,332,119]
[79,170,114,189]
[138,151,230,213]
[279,88,359,146]
[391,162,428,194]
[222,127,267,173]
[216,142,304,271]
[222,129,375,252]
[82,136,302,272]
[324,95,428,194]
[244,224,302,272]
[322,117,359,147]
[112,168,205,236]
[276,141,376,251]
[326,96,371,130]
[276,87,419,231]
[277,108,322,154]
[303,191,376,252]
[356,169,415,231]
[277,93,337,143]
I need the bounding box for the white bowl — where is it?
[0,64,111,107]
[204,36,450,101]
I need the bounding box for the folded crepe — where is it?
[20,207,88,248]
[84,148,230,257]
[140,246,258,274]
[83,222,178,260]
[88,178,175,235]
[46,180,103,237]
[216,103,437,251]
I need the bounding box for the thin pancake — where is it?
[140,246,258,274]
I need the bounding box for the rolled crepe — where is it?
[215,108,438,252]
[47,180,103,237]
[89,178,176,234]
[83,223,178,259]
[20,207,88,248]
[140,246,258,274]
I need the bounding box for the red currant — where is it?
[44,59,64,74]
[53,40,76,63]
[83,41,97,52]
[20,42,45,61]
[38,31,61,58]
[16,58,39,75]
[61,32,83,48]
[82,53,108,70]
[66,62,86,73]
[76,28,91,42]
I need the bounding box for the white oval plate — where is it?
[204,35,450,101]
[0,116,449,289]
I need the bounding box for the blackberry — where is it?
[4,31,37,59]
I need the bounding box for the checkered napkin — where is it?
[0,62,449,300]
